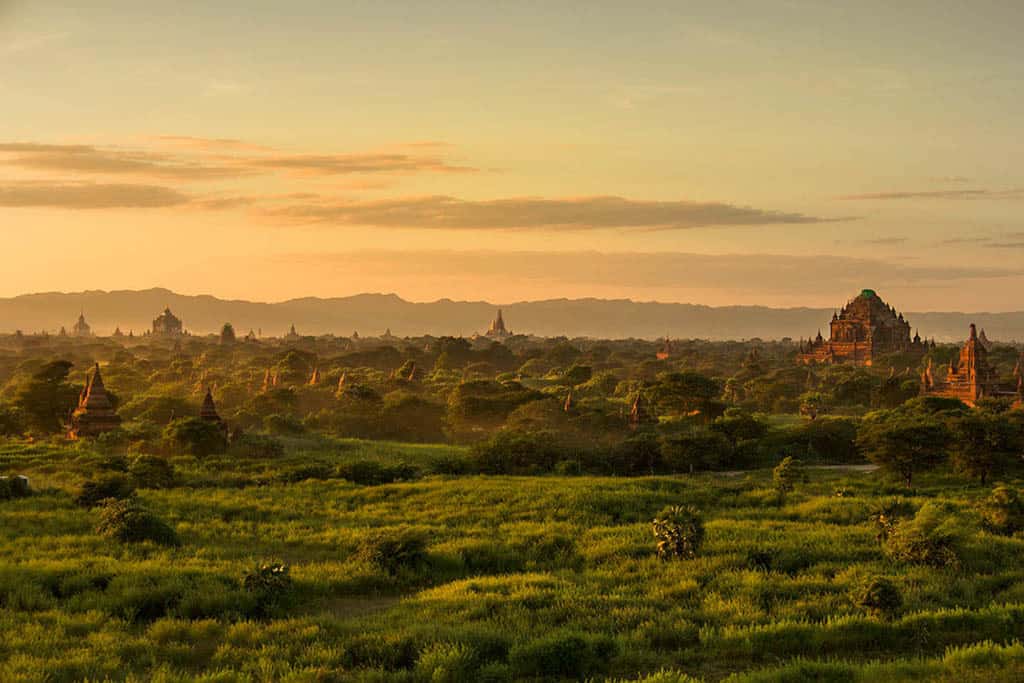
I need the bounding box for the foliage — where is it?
[978,485,1024,536]
[855,577,902,618]
[163,417,228,456]
[772,456,806,497]
[95,497,179,546]
[13,360,79,433]
[242,562,293,611]
[652,505,705,560]
[857,414,950,486]
[74,474,136,508]
[952,412,1022,484]
[883,502,969,568]
[128,454,176,489]
[358,529,429,575]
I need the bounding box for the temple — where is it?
[200,387,229,437]
[72,312,92,338]
[797,289,928,366]
[69,363,121,439]
[152,307,184,337]
[920,324,997,407]
[485,309,511,338]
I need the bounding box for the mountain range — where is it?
[1,288,1021,343]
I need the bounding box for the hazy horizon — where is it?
[3,2,1024,310]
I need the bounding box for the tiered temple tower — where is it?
[200,387,229,438]
[485,309,511,338]
[920,324,997,407]
[72,312,93,338]
[69,364,121,439]
[797,289,927,366]
[152,307,184,336]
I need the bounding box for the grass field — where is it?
[1,437,1023,681]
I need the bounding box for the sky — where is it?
[2,1,1023,311]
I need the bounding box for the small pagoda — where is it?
[485,309,511,338]
[200,387,229,438]
[69,364,121,439]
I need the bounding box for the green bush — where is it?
[128,455,176,489]
[772,456,806,496]
[978,485,1024,536]
[74,474,136,508]
[95,498,179,546]
[227,432,285,458]
[337,460,419,485]
[652,505,705,560]
[884,502,968,568]
[163,417,227,457]
[241,562,293,613]
[358,529,429,575]
[509,631,616,679]
[855,577,902,618]
[415,642,479,683]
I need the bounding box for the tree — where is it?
[952,412,1022,485]
[163,417,228,456]
[711,408,768,446]
[652,505,704,560]
[855,577,902,618]
[660,431,731,473]
[13,360,79,434]
[773,456,806,498]
[978,485,1024,535]
[856,415,950,487]
[650,372,720,416]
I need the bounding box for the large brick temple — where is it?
[797,289,929,366]
[920,324,999,407]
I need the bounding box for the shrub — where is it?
[979,485,1024,536]
[772,456,806,496]
[884,502,968,568]
[652,505,704,560]
[337,460,419,486]
[128,455,176,489]
[74,474,136,508]
[869,498,916,543]
[163,417,227,456]
[263,413,305,436]
[745,548,773,572]
[415,642,478,683]
[242,562,293,612]
[228,432,285,459]
[510,631,616,679]
[278,462,335,483]
[855,577,902,618]
[95,498,179,546]
[358,529,429,575]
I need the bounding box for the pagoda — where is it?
[72,312,93,338]
[797,289,927,366]
[485,309,511,338]
[69,364,121,439]
[920,324,997,407]
[152,307,184,337]
[199,387,229,438]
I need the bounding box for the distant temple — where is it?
[111,326,124,338]
[485,309,511,338]
[920,324,998,407]
[69,364,121,439]
[200,387,229,437]
[152,307,184,337]
[797,289,928,366]
[284,324,301,341]
[72,312,93,338]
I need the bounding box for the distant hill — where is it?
[1,288,1021,342]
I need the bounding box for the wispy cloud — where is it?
[0,182,189,209]
[0,142,239,180]
[246,153,477,176]
[263,195,846,230]
[838,188,1024,200]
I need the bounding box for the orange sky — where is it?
[2,2,1023,310]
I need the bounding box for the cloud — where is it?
[0,182,189,209]
[0,142,237,180]
[838,188,1024,200]
[836,236,907,246]
[246,153,477,176]
[264,195,844,230]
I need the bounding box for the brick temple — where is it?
[797,289,929,366]
[920,324,998,407]
[69,363,121,439]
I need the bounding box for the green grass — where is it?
[0,437,1022,681]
